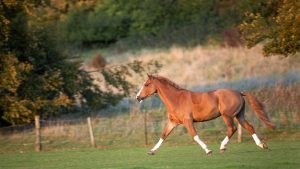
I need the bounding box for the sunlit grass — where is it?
[0,141,299,169]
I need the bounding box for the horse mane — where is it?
[153,75,185,90]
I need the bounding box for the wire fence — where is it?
[0,109,299,153]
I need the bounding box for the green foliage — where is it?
[60,0,129,46]
[59,0,256,49]
[0,0,75,124]
[0,0,161,125]
[240,0,300,56]
[0,54,33,124]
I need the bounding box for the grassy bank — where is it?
[0,141,299,169]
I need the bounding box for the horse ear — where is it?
[147,73,152,79]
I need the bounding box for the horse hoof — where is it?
[259,143,268,149]
[262,143,268,149]
[220,148,226,153]
[147,150,155,155]
[206,150,213,156]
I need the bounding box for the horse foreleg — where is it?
[220,136,229,152]
[183,118,212,155]
[148,121,177,155]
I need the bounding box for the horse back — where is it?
[191,90,217,104]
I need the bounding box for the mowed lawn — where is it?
[0,141,299,169]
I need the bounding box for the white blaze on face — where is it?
[136,85,144,103]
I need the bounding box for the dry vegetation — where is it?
[114,45,300,88]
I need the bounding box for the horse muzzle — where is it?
[136,96,145,103]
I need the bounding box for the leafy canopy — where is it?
[0,0,160,125]
[240,0,300,57]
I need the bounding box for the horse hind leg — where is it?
[220,115,237,153]
[219,96,245,152]
[235,109,268,149]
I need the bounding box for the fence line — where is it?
[0,111,299,153]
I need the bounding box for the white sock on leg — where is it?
[193,135,211,154]
[252,134,264,148]
[151,138,164,152]
[220,136,229,150]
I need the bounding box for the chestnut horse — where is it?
[136,74,275,155]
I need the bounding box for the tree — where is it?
[0,0,77,124]
[0,54,33,124]
[0,0,161,125]
[239,0,300,57]
[59,0,249,48]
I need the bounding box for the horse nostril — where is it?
[136,96,143,103]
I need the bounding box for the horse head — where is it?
[136,74,157,103]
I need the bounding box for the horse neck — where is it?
[154,80,183,109]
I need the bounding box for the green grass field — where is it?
[0,141,299,169]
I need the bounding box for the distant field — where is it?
[0,141,299,169]
[82,45,300,88]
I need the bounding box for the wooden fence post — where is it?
[144,111,148,146]
[34,115,42,152]
[237,123,242,143]
[87,117,96,148]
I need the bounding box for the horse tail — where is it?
[241,92,275,129]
